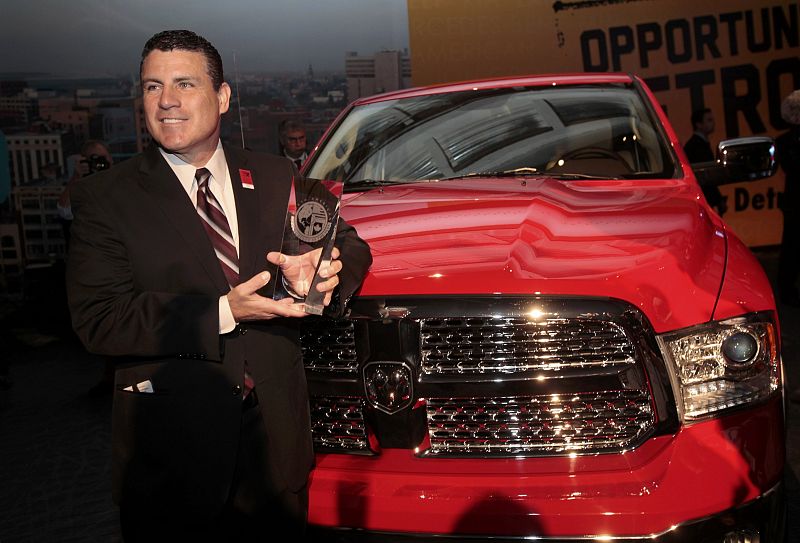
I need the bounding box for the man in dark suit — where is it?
[777,90,800,307]
[684,107,726,215]
[66,30,371,541]
[278,119,309,170]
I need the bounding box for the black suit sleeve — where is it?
[327,215,372,318]
[66,180,221,359]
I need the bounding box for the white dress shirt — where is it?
[159,142,238,334]
[284,150,308,169]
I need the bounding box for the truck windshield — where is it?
[305,83,677,189]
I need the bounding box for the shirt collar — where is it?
[284,150,308,162]
[159,141,228,195]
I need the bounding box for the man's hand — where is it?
[74,159,91,179]
[227,271,307,321]
[267,247,342,307]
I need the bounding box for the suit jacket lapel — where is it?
[225,145,261,281]
[137,144,229,293]
[225,144,293,286]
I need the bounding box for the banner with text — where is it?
[408,0,800,246]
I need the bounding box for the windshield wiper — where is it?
[440,168,618,181]
[542,173,620,180]
[619,171,667,179]
[344,178,411,192]
[439,168,541,181]
[347,170,620,191]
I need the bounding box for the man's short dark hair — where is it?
[80,139,110,157]
[690,107,712,129]
[140,30,224,91]
[279,120,306,136]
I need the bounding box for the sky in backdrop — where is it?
[0,0,410,76]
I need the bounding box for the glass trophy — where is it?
[273,178,343,315]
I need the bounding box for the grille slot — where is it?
[310,396,371,452]
[421,317,635,375]
[301,320,357,373]
[424,390,654,456]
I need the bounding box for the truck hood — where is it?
[340,177,726,332]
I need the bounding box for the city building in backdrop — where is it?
[345,49,411,101]
[0,49,394,293]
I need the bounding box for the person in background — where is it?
[777,90,800,308]
[38,162,60,183]
[65,29,371,541]
[57,140,113,247]
[684,107,726,215]
[279,119,308,169]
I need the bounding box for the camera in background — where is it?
[83,154,110,174]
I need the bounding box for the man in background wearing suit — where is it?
[684,107,726,215]
[279,119,309,170]
[66,29,371,541]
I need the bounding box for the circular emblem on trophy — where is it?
[292,199,332,243]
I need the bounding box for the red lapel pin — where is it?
[239,169,254,189]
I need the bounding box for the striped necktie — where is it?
[195,168,254,401]
[195,168,239,287]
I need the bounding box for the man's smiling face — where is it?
[141,49,230,166]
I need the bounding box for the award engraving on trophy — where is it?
[274,178,343,315]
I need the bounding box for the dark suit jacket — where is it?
[66,143,371,519]
[777,127,800,208]
[683,133,714,163]
[684,134,723,210]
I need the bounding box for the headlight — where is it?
[657,313,779,422]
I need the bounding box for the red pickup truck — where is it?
[300,73,783,542]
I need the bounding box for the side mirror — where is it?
[716,136,777,182]
[692,136,777,187]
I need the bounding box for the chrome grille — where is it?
[421,317,635,375]
[424,390,654,456]
[301,320,357,373]
[303,298,669,458]
[310,396,370,452]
